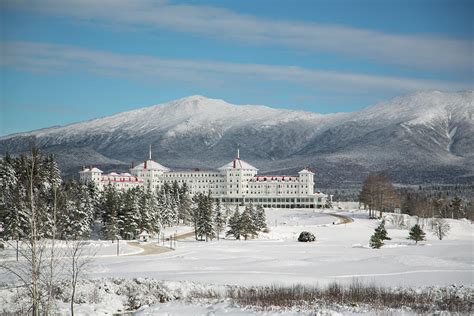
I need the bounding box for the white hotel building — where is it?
[80,149,328,208]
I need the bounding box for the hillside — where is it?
[1,91,473,187]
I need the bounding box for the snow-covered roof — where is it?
[120,172,132,176]
[218,158,258,171]
[109,172,119,176]
[131,159,170,172]
[298,168,314,174]
[81,167,103,173]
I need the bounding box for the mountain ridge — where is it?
[1,90,473,187]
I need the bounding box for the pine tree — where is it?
[195,193,214,241]
[254,205,267,231]
[86,181,101,221]
[171,180,180,205]
[408,224,426,244]
[214,200,226,240]
[101,185,120,240]
[120,188,141,239]
[240,205,257,240]
[58,181,93,239]
[450,196,463,219]
[137,188,161,234]
[369,231,383,249]
[169,193,179,227]
[178,184,192,225]
[201,194,215,241]
[0,155,22,239]
[148,189,162,235]
[374,220,391,241]
[76,183,95,237]
[195,194,206,241]
[226,207,242,240]
[369,221,390,249]
[191,194,201,240]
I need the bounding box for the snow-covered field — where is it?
[1,203,472,314]
[85,204,472,288]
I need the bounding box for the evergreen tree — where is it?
[369,221,390,249]
[178,184,192,225]
[214,199,226,240]
[450,195,463,219]
[369,231,383,249]
[374,220,391,241]
[169,192,179,226]
[408,224,426,244]
[0,156,28,240]
[76,183,95,237]
[226,207,242,240]
[101,185,120,240]
[171,180,180,205]
[86,181,102,221]
[240,205,257,240]
[195,195,206,240]
[148,189,162,235]
[58,181,94,239]
[195,193,214,241]
[254,205,267,231]
[201,193,215,241]
[138,187,155,234]
[120,188,141,239]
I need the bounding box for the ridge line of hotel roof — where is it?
[81,156,314,174]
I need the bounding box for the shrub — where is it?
[297,231,315,242]
[408,224,426,244]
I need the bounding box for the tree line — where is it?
[0,150,268,242]
[0,149,268,315]
[358,171,472,220]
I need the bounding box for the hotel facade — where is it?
[79,149,328,208]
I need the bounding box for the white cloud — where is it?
[3,0,472,71]
[1,41,470,94]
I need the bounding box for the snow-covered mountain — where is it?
[1,91,473,187]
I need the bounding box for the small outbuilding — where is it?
[138,230,150,242]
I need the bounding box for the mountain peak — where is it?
[176,95,210,103]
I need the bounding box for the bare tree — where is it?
[359,172,399,219]
[0,148,64,315]
[67,239,95,316]
[431,218,450,240]
[44,186,63,315]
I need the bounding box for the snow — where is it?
[132,159,170,171]
[70,205,472,288]
[447,125,458,152]
[356,90,473,127]
[1,204,472,314]
[218,158,258,170]
[0,95,337,142]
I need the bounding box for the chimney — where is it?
[131,161,135,168]
[144,160,147,169]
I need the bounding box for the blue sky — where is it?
[1,0,472,136]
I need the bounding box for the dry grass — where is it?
[197,280,472,313]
